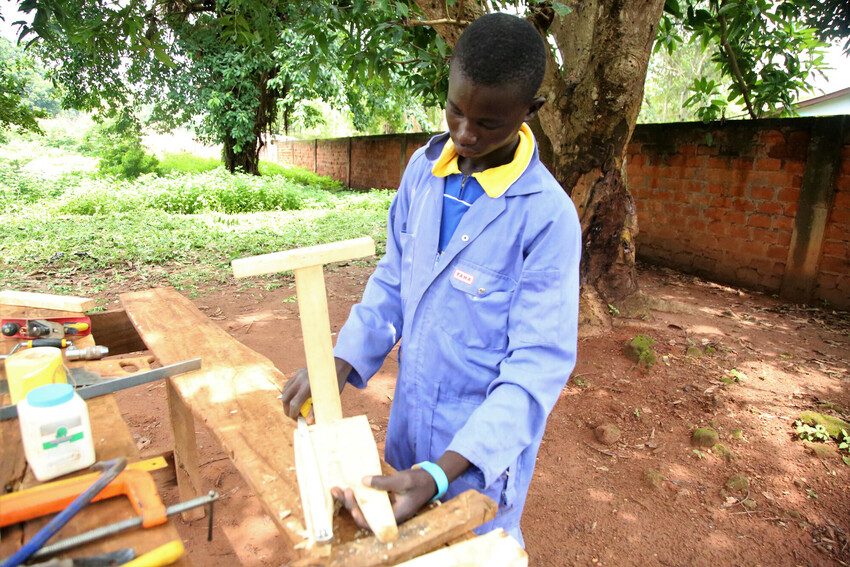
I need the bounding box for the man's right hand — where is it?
[281,357,353,421]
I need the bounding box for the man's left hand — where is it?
[331,467,437,529]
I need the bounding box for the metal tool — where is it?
[0,465,166,529]
[29,548,135,567]
[1,317,91,340]
[0,358,202,421]
[23,491,219,562]
[65,345,109,361]
[2,458,127,567]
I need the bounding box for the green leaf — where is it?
[552,2,573,16]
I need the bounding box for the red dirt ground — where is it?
[112,264,850,566]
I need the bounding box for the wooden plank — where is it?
[120,287,309,548]
[87,310,148,355]
[296,490,498,567]
[395,529,527,567]
[231,237,375,278]
[310,417,397,543]
[0,290,96,312]
[294,265,343,425]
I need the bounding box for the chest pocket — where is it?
[438,260,516,350]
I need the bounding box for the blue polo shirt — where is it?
[439,174,485,252]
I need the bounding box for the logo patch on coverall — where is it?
[452,269,474,285]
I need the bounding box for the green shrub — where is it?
[99,145,159,179]
[158,152,222,174]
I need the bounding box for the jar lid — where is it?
[27,383,75,408]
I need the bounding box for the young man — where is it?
[282,12,580,544]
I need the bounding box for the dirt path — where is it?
[113,264,850,566]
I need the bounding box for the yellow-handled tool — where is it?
[123,540,185,567]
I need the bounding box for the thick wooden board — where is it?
[87,310,148,355]
[120,287,309,547]
[297,490,498,567]
[0,290,96,312]
[231,237,375,278]
[310,416,397,543]
[396,528,527,567]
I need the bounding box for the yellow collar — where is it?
[431,123,534,198]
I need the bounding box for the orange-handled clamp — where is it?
[0,469,167,529]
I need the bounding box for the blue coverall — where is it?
[334,131,581,544]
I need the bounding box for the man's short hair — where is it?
[453,13,547,101]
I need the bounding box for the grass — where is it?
[0,149,392,298]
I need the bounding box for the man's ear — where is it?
[524,96,546,121]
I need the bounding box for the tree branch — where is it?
[717,13,756,119]
[404,18,470,27]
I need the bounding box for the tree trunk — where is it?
[536,0,665,305]
[412,0,665,319]
[222,70,279,176]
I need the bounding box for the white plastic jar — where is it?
[17,383,96,481]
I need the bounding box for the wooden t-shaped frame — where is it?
[232,237,398,543]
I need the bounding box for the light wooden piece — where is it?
[0,290,96,312]
[231,237,375,278]
[294,264,342,424]
[309,416,398,543]
[396,528,527,567]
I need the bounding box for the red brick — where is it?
[821,241,847,257]
[819,255,848,274]
[754,157,782,171]
[724,210,747,225]
[767,244,788,260]
[784,160,806,175]
[760,130,785,145]
[783,202,799,217]
[773,216,795,232]
[747,214,772,228]
[777,187,800,203]
[726,224,750,239]
[749,186,776,200]
[757,201,783,215]
[828,207,850,224]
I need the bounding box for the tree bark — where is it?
[412,0,665,315]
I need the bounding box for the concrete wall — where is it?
[266,117,850,309]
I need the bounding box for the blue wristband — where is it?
[414,461,449,503]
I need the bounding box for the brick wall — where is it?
[815,143,850,306]
[627,123,806,291]
[268,117,850,309]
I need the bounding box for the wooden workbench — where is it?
[0,302,190,565]
[120,287,497,566]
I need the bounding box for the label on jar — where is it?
[40,416,86,452]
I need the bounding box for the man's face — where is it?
[445,62,535,162]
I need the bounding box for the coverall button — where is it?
[478,287,486,294]
[461,234,469,242]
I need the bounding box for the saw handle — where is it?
[0,469,167,529]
